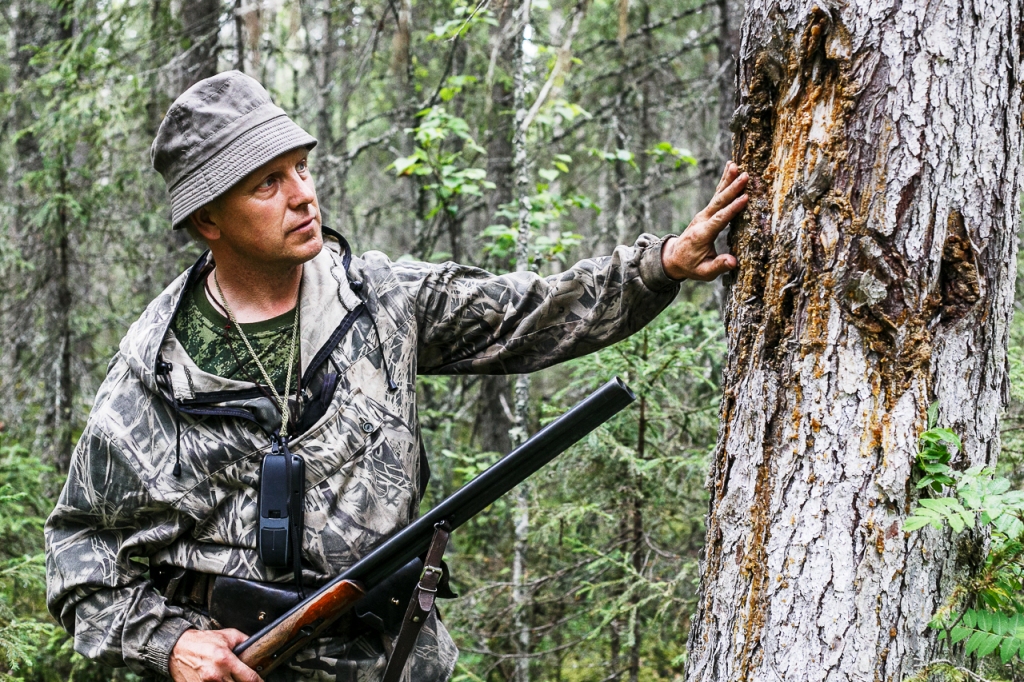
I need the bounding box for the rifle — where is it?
[233,377,635,675]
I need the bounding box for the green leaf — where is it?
[1000,636,1020,663]
[995,612,1010,636]
[950,626,972,644]
[920,462,952,473]
[977,610,991,633]
[903,516,932,532]
[978,632,1004,657]
[538,168,560,182]
[965,630,988,656]
[918,498,955,511]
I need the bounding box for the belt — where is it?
[150,558,451,640]
[151,566,358,638]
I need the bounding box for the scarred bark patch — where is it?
[939,209,982,323]
[723,8,855,675]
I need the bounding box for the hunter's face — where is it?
[193,147,323,269]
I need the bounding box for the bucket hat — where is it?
[151,70,317,229]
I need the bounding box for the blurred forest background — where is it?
[0,0,1020,680]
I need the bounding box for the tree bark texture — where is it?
[171,0,220,95]
[511,4,533,678]
[685,1,1022,680]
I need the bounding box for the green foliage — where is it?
[441,302,724,678]
[913,423,961,492]
[905,421,1024,675]
[480,154,593,268]
[589,147,638,170]
[941,610,1024,662]
[0,439,54,677]
[646,142,698,169]
[391,106,495,219]
[529,99,591,132]
[0,438,64,679]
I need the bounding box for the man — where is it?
[45,71,747,682]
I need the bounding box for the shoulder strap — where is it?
[381,523,451,682]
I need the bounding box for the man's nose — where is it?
[286,170,317,208]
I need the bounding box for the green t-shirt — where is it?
[171,273,298,394]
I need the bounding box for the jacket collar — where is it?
[122,229,362,406]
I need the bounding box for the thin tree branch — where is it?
[520,0,588,133]
[577,1,717,56]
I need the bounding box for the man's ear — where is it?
[189,204,221,242]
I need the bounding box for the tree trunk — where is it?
[474,0,517,477]
[301,0,338,223]
[711,0,742,311]
[171,0,220,95]
[685,1,1021,680]
[51,158,74,473]
[145,0,172,136]
[234,0,245,72]
[510,2,533,678]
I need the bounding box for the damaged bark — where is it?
[685,1,1022,680]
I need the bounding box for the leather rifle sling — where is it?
[381,523,451,682]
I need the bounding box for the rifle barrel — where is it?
[236,377,634,656]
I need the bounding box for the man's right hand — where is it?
[170,628,263,682]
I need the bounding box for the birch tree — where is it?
[510,3,534,678]
[685,1,1022,680]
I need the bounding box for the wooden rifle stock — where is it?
[234,377,636,674]
[238,579,366,675]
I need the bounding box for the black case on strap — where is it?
[257,449,305,568]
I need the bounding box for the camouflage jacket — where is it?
[44,228,680,680]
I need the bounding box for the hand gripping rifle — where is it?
[233,377,635,676]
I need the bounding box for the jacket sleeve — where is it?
[45,425,196,676]
[411,233,680,374]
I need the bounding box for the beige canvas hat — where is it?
[151,70,317,229]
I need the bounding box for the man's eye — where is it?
[258,176,274,189]
[297,159,308,172]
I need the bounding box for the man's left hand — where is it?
[662,162,749,281]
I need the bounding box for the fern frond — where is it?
[937,609,1024,663]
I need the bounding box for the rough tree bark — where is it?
[234,0,245,72]
[685,1,1022,680]
[171,0,220,95]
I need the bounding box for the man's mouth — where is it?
[290,217,315,233]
